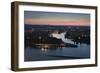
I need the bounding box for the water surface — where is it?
[24,43,90,61]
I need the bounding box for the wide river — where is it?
[24,43,90,61]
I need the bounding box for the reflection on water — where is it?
[41,48,48,52]
[24,43,90,61]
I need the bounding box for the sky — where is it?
[24,11,90,26]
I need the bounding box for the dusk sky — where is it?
[24,11,90,26]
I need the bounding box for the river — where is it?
[24,43,90,61]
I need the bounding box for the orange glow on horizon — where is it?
[24,18,90,26]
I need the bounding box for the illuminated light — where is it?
[38,36,42,39]
[41,48,44,51]
[44,49,48,52]
[78,37,80,39]
[60,44,65,47]
[44,45,48,49]
[41,47,48,52]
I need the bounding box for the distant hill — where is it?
[25,24,90,31]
